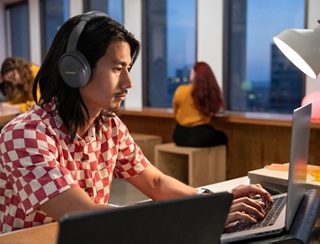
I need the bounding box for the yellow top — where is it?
[19,63,40,112]
[173,84,211,127]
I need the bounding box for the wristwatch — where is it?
[197,188,214,195]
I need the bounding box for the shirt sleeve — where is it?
[112,117,150,179]
[0,120,77,215]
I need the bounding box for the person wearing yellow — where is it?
[173,62,227,147]
[0,57,40,112]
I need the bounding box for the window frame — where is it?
[223,0,307,113]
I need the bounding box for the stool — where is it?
[131,133,162,164]
[155,143,226,187]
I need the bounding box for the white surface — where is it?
[248,167,320,189]
[306,0,320,92]
[123,0,143,109]
[197,0,224,89]
[29,0,41,66]
[203,176,249,193]
[69,0,83,17]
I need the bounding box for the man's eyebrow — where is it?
[112,59,132,67]
[112,60,133,70]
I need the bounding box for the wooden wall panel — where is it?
[119,110,320,180]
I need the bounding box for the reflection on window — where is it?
[6,2,30,59]
[83,0,123,23]
[144,0,196,107]
[226,0,305,113]
[40,0,69,59]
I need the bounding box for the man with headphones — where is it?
[0,12,272,233]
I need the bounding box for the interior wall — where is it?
[197,0,224,89]
[0,1,6,63]
[305,0,320,94]
[123,0,143,109]
[28,0,41,65]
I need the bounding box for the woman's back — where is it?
[173,84,211,127]
[172,62,227,147]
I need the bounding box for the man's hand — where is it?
[225,184,273,226]
[231,184,273,202]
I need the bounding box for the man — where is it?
[0,12,272,233]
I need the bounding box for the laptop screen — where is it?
[57,192,233,244]
[285,103,311,229]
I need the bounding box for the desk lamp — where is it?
[273,20,320,79]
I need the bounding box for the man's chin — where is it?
[110,106,122,114]
[105,104,122,115]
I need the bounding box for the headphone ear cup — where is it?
[58,51,91,88]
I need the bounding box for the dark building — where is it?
[227,0,248,111]
[269,44,304,113]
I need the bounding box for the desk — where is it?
[0,176,318,243]
[0,102,20,127]
[0,223,58,244]
[204,176,249,192]
[249,164,320,193]
[0,177,248,244]
[119,108,320,179]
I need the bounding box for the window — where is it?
[83,0,123,23]
[40,0,69,59]
[225,0,305,113]
[144,0,196,107]
[5,2,30,59]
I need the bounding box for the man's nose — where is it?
[120,69,133,89]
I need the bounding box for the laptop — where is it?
[57,192,233,244]
[221,103,312,242]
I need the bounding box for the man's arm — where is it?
[38,165,190,222]
[127,164,197,200]
[128,164,273,226]
[40,164,272,226]
[39,187,109,221]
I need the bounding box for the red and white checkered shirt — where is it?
[0,100,150,233]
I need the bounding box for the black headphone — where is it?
[58,11,107,88]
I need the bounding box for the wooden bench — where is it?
[131,133,162,164]
[155,143,226,187]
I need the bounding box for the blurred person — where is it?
[0,12,272,233]
[0,57,39,112]
[173,62,227,147]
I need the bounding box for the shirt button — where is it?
[81,157,85,162]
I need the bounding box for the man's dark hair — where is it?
[33,13,140,138]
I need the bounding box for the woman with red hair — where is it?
[173,62,227,147]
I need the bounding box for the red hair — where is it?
[191,62,224,116]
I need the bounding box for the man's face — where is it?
[80,41,133,116]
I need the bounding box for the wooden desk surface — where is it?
[0,223,58,244]
[0,177,249,243]
[120,107,320,128]
[0,102,20,127]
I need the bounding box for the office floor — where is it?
[109,179,149,206]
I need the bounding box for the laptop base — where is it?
[227,189,320,243]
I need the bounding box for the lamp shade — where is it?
[273,25,320,79]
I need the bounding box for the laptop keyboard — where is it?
[227,195,287,233]
[250,195,286,229]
